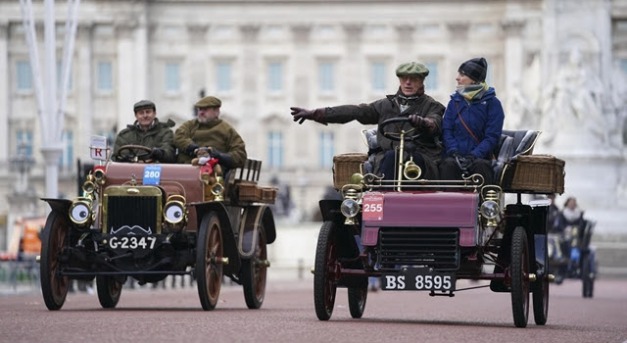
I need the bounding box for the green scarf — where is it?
[456,82,488,101]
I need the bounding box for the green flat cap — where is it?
[133,99,156,112]
[195,96,222,108]
[395,62,429,78]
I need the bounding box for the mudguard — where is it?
[41,198,72,215]
[193,202,241,273]
[238,205,276,258]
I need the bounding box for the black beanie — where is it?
[458,57,487,82]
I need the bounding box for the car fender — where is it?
[41,198,72,216]
[238,205,276,258]
[192,202,241,272]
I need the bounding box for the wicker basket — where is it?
[332,153,368,189]
[501,154,565,194]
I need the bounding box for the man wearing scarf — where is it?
[290,62,445,180]
[439,57,504,184]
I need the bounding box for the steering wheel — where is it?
[114,144,153,163]
[378,117,421,142]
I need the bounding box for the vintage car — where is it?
[39,139,277,311]
[547,215,596,298]
[313,118,565,328]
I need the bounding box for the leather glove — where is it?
[290,107,327,125]
[185,144,199,157]
[150,148,164,160]
[408,115,435,133]
[455,154,474,171]
[208,147,235,169]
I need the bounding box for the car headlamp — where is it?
[480,200,499,219]
[340,199,360,218]
[164,201,186,225]
[69,199,93,226]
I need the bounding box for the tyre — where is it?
[40,211,70,311]
[582,253,594,298]
[242,227,268,309]
[510,226,530,328]
[196,212,224,311]
[96,276,123,308]
[348,287,367,319]
[533,234,549,326]
[313,221,338,321]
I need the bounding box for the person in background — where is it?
[112,100,176,163]
[174,96,247,171]
[561,196,584,228]
[439,57,504,184]
[290,61,445,180]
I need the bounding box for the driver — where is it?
[112,100,176,163]
[290,62,445,180]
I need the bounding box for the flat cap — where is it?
[195,96,222,108]
[395,62,429,78]
[133,100,156,112]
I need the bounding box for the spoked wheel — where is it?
[348,287,368,319]
[532,233,549,325]
[314,221,339,321]
[242,227,268,309]
[96,276,123,309]
[40,211,70,311]
[196,211,224,311]
[510,226,530,328]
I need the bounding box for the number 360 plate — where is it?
[381,268,455,291]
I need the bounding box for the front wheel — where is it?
[313,221,339,321]
[348,287,368,319]
[96,276,123,309]
[242,227,268,309]
[196,212,224,311]
[40,211,70,311]
[510,226,530,328]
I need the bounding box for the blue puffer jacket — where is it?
[441,87,504,159]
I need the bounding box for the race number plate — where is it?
[381,268,456,291]
[362,193,384,221]
[108,236,158,250]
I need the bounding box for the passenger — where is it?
[174,96,247,171]
[290,61,445,180]
[439,57,504,184]
[112,100,176,163]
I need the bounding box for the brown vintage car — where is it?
[39,143,277,311]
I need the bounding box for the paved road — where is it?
[1,277,626,343]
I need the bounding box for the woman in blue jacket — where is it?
[439,57,504,185]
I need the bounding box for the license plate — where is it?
[381,267,456,291]
[108,235,158,250]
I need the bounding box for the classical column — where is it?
[187,24,209,106]
[290,24,311,106]
[239,24,260,121]
[76,23,93,156]
[342,23,364,102]
[394,24,415,62]
[115,22,137,134]
[501,19,525,99]
[446,21,470,66]
[0,22,8,160]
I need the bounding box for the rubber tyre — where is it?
[348,287,368,319]
[532,274,549,325]
[313,221,338,321]
[196,212,224,311]
[242,227,268,309]
[582,254,594,298]
[40,211,70,311]
[96,276,123,309]
[510,226,530,328]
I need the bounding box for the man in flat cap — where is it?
[174,95,247,169]
[112,99,176,162]
[290,61,445,180]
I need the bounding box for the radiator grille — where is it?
[106,196,159,234]
[378,227,460,271]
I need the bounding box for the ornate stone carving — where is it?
[501,19,525,37]
[187,24,208,43]
[394,24,415,42]
[240,24,260,42]
[291,24,311,44]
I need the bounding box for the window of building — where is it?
[371,61,386,91]
[16,130,34,158]
[267,61,283,92]
[424,61,438,91]
[165,62,181,92]
[267,131,284,168]
[60,130,74,170]
[216,61,232,92]
[318,61,335,93]
[16,61,33,91]
[319,131,334,169]
[97,61,113,92]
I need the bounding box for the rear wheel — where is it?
[40,211,70,311]
[196,212,224,310]
[510,226,530,328]
[313,221,338,321]
[582,253,594,298]
[96,276,123,308]
[242,227,268,309]
[348,287,368,319]
[532,234,549,325]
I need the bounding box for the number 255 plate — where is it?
[381,268,456,291]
